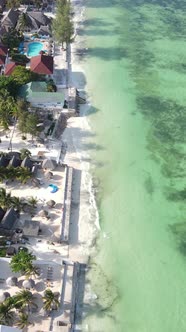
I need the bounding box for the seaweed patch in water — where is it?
[169,222,186,256]
[166,188,186,202]
[144,174,154,195]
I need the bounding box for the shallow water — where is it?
[78,0,186,331]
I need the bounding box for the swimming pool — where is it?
[27,42,43,57]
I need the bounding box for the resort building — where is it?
[0,45,8,73]
[1,8,20,31]
[4,62,25,76]
[0,0,6,12]
[0,54,6,67]
[16,11,51,33]
[38,25,52,38]
[0,207,18,235]
[0,326,22,332]
[19,81,64,109]
[0,44,8,56]
[30,54,53,75]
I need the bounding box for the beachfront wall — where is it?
[60,166,73,243]
[19,81,64,109]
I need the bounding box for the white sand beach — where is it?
[0,0,99,331]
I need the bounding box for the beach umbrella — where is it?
[45,171,53,180]
[39,209,49,218]
[51,303,58,310]
[31,178,40,187]
[6,276,18,286]
[53,291,60,298]
[46,200,56,208]
[23,279,35,289]
[0,291,10,302]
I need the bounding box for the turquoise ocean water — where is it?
[78,0,186,331]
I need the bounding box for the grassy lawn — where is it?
[0,247,6,257]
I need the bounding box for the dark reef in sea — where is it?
[85,262,120,314]
[117,0,186,254]
[169,222,186,256]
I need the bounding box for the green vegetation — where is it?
[20,148,31,160]
[6,0,43,9]
[13,290,37,312]
[17,12,31,32]
[0,166,32,184]
[11,53,30,65]
[43,289,60,312]
[47,79,57,92]
[26,113,41,140]
[0,248,6,257]
[0,89,17,130]
[52,0,74,47]
[17,104,41,141]
[16,312,32,330]
[1,28,23,50]
[0,188,24,210]
[0,300,15,325]
[10,250,36,274]
[6,0,21,8]
[0,76,20,98]
[0,285,59,326]
[11,66,39,85]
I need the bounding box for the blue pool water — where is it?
[27,42,43,57]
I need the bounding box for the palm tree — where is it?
[14,290,37,312]
[0,166,6,182]
[42,289,60,312]
[11,196,24,212]
[0,187,12,209]
[20,148,31,160]
[24,263,39,279]
[10,250,36,274]
[16,312,32,331]
[0,301,15,325]
[16,167,32,184]
[17,13,30,32]
[0,89,16,130]
[27,196,38,208]
[6,166,17,181]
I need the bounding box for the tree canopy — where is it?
[11,66,38,85]
[0,89,17,130]
[10,250,36,274]
[0,76,19,98]
[52,0,74,47]
[1,28,23,50]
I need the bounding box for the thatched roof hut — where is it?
[23,279,35,289]
[21,157,33,169]
[6,276,18,286]
[0,291,10,302]
[45,171,53,179]
[7,151,21,159]
[0,207,17,230]
[31,178,40,187]
[9,156,21,167]
[39,210,48,218]
[0,155,9,167]
[0,207,5,221]
[42,158,57,171]
[47,200,56,208]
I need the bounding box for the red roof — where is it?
[4,62,25,76]
[0,55,6,65]
[0,44,8,56]
[30,54,53,75]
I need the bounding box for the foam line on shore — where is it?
[62,0,100,264]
